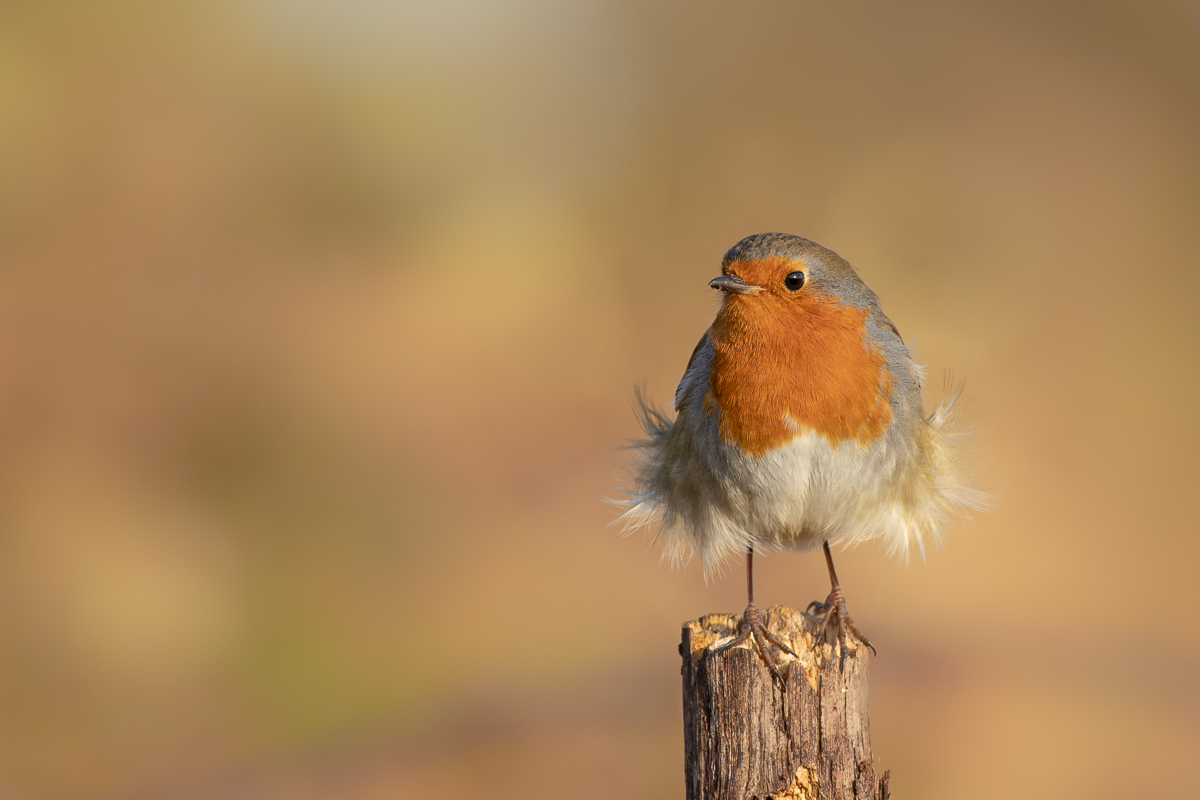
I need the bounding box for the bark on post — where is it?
[681,607,889,800]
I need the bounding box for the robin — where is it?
[620,233,987,678]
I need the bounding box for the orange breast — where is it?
[707,269,892,456]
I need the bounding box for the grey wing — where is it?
[674,331,712,412]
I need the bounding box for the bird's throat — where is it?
[707,295,893,455]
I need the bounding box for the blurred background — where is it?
[0,1,1198,798]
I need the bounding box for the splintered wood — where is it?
[680,607,890,800]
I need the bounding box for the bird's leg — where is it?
[806,540,876,670]
[722,546,797,685]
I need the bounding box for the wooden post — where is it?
[680,606,890,800]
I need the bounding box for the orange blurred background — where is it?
[0,1,1198,798]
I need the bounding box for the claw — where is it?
[721,604,796,686]
[808,586,873,670]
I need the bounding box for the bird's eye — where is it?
[784,271,805,291]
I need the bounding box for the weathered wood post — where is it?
[681,606,890,800]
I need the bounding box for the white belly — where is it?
[723,429,910,549]
[620,397,941,573]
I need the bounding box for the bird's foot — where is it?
[721,603,798,685]
[807,587,875,670]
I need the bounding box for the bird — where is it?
[619,232,987,678]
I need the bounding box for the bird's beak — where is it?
[709,274,762,294]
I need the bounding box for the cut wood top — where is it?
[683,606,867,689]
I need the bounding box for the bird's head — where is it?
[710,232,876,317]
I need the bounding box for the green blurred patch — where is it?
[187,400,439,744]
